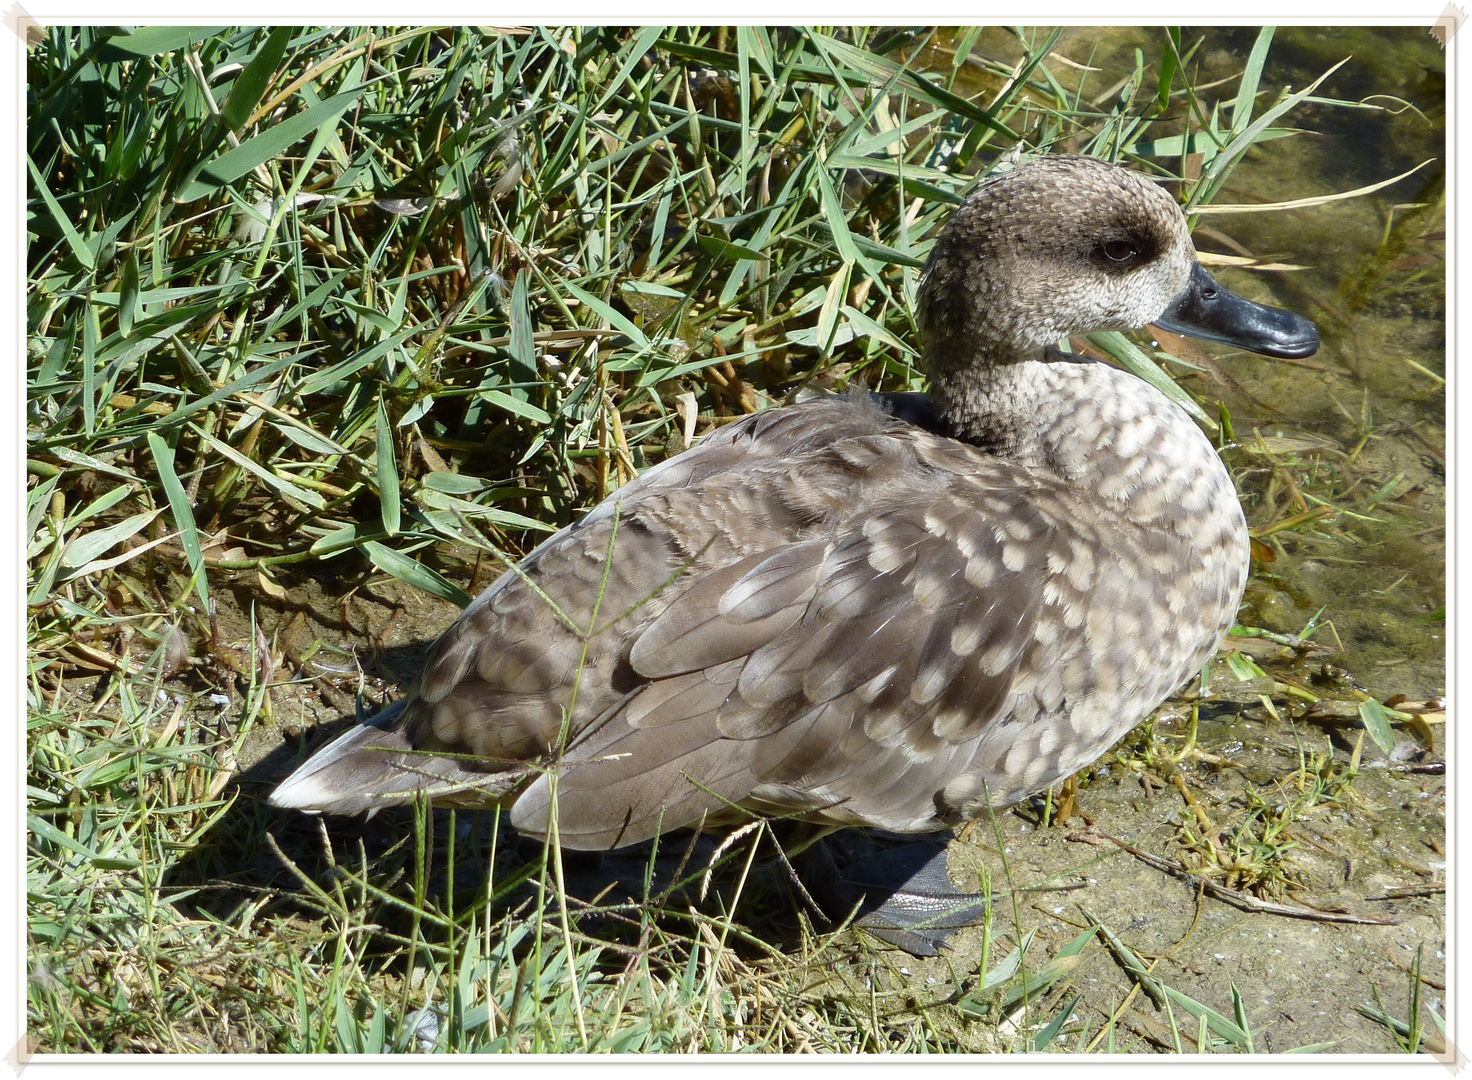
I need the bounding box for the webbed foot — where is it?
[797,838,989,957]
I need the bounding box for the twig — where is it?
[1366,884,1444,901]
[1070,830,1397,925]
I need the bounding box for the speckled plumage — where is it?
[272,155,1261,848]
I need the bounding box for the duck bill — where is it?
[1154,263,1320,359]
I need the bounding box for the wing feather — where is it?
[629,543,826,677]
[511,715,757,848]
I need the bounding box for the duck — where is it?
[271,154,1318,950]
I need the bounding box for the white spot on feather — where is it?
[860,666,896,703]
[965,556,998,588]
[909,673,943,708]
[951,621,984,656]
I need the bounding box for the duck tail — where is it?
[268,700,503,815]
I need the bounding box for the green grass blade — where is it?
[176,86,366,202]
[27,154,95,270]
[1028,991,1081,1052]
[806,31,1020,141]
[479,389,552,426]
[194,428,325,510]
[219,26,293,132]
[560,279,650,349]
[813,158,859,266]
[1156,27,1180,112]
[1230,27,1275,137]
[375,396,401,537]
[1358,699,1398,756]
[362,540,473,609]
[59,509,161,570]
[117,251,139,337]
[507,270,539,391]
[94,25,226,61]
[146,431,209,609]
[1160,984,1252,1049]
[1229,981,1256,1053]
[1188,56,1351,212]
[591,25,665,116]
[1086,331,1214,428]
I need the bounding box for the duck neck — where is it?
[926,344,1087,470]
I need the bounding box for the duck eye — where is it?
[1101,240,1138,263]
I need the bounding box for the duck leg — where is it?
[793,836,989,957]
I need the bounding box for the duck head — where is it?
[919,155,1319,364]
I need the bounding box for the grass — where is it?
[26,25,1443,1054]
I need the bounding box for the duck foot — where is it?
[795,838,989,957]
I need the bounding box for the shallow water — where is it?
[1202,28,1446,699]
[937,27,1446,697]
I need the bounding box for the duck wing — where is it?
[511,455,1080,847]
[274,396,1120,847]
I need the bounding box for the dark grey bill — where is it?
[1155,262,1319,359]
